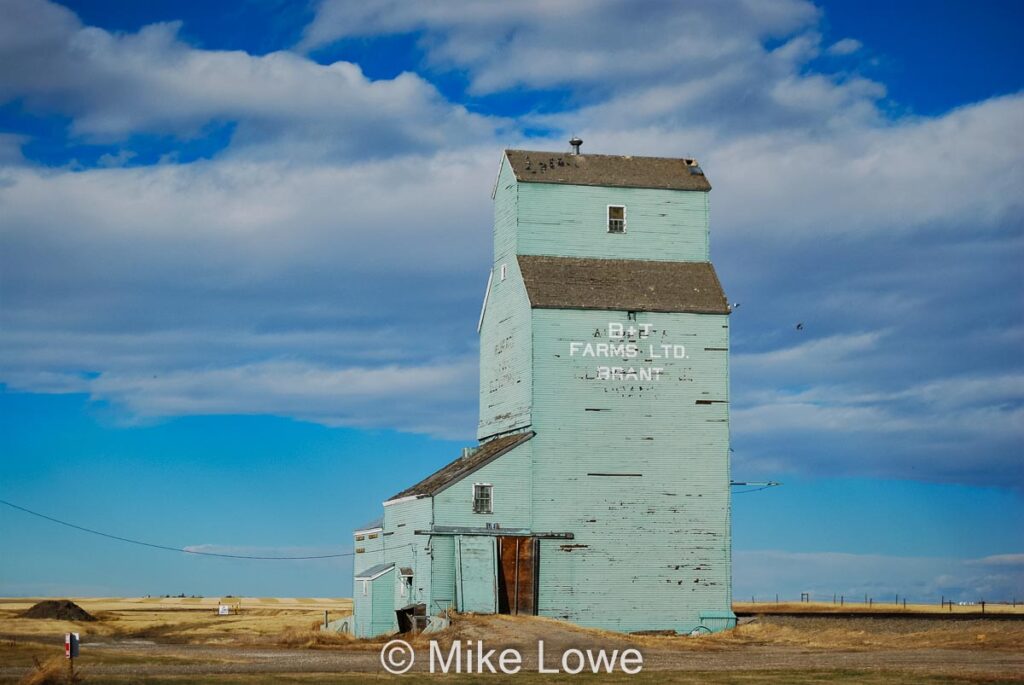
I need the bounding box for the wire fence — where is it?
[738,593,1021,613]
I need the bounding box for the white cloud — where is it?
[0,0,499,157]
[0,151,500,439]
[302,0,820,95]
[974,554,1024,567]
[735,550,1024,601]
[1,0,1021,488]
[734,331,884,373]
[87,359,478,438]
[826,37,862,56]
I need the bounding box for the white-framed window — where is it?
[473,483,493,514]
[500,264,508,281]
[607,204,626,233]
[361,580,368,596]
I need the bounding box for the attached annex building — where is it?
[351,143,735,636]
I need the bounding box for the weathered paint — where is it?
[517,181,710,262]
[428,535,457,615]
[353,576,372,637]
[352,149,733,636]
[456,535,497,612]
[369,567,396,636]
[478,160,533,439]
[351,497,432,637]
[530,309,731,632]
[431,439,533,529]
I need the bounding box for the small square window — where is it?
[608,205,626,233]
[473,483,493,514]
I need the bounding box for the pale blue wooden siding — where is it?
[517,182,709,262]
[353,152,734,636]
[370,568,396,636]
[383,498,433,616]
[529,308,731,633]
[428,535,457,615]
[351,530,384,624]
[455,536,498,613]
[478,166,533,440]
[493,158,519,263]
[432,439,533,528]
[353,578,373,636]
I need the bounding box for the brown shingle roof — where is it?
[518,255,729,314]
[387,431,535,502]
[504,149,711,191]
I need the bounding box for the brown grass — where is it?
[17,656,83,685]
[734,600,1024,615]
[0,597,352,645]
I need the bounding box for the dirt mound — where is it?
[21,600,96,622]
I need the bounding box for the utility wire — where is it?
[0,497,389,560]
[730,480,782,495]
[732,485,777,494]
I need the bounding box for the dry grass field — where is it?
[0,597,352,643]
[734,600,1024,616]
[1,598,1022,684]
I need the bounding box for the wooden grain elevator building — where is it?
[351,142,735,637]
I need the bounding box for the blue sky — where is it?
[1,0,1021,602]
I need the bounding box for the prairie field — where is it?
[0,597,352,643]
[734,600,1024,616]
[1,598,1022,684]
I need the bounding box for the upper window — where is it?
[473,483,493,514]
[500,264,508,281]
[608,205,626,233]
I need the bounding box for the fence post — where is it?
[840,595,844,606]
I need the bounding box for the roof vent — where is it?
[569,136,583,155]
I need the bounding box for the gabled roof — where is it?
[387,431,535,502]
[354,562,395,581]
[504,149,711,192]
[518,255,729,314]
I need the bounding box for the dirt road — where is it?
[3,615,1023,682]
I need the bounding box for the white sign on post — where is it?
[64,632,80,659]
[218,604,231,615]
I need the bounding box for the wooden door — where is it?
[497,536,537,615]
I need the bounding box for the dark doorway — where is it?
[497,536,538,615]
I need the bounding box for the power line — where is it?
[732,485,777,494]
[731,480,782,495]
[0,497,388,560]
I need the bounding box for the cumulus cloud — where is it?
[302,0,820,96]
[0,0,1021,488]
[826,37,862,56]
[0,0,499,158]
[0,150,499,438]
[735,550,1024,602]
